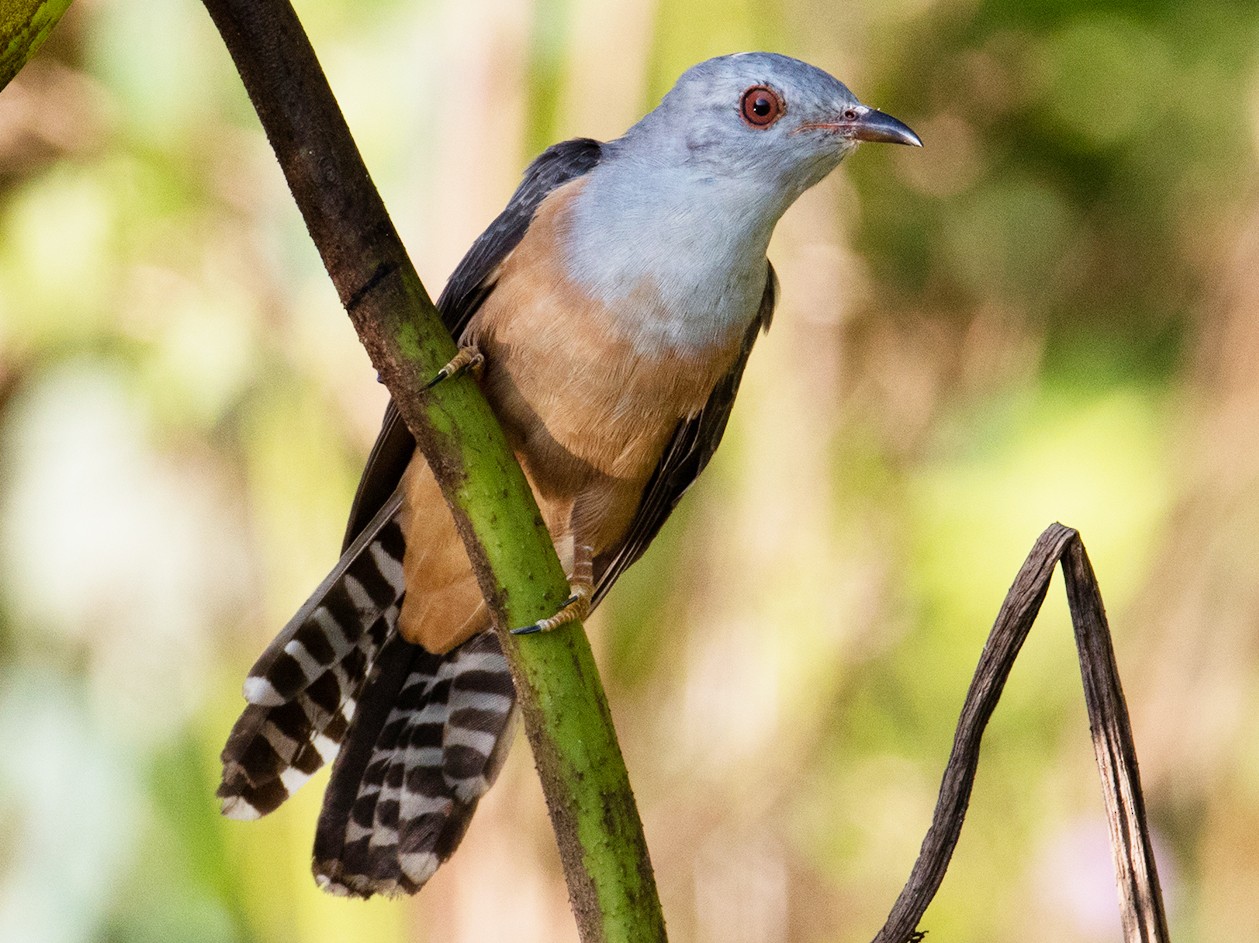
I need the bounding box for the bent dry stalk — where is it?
[871,523,1169,943]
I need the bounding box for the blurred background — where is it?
[1,0,1256,940]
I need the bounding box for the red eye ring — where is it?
[740,85,783,128]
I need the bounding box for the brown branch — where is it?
[871,523,1170,943]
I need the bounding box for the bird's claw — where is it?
[425,346,484,391]
[511,586,592,637]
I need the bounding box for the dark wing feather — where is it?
[342,138,605,548]
[437,137,603,343]
[592,263,778,605]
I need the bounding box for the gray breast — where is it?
[559,158,777,356]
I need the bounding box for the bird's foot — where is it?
[424,346,484,390]
[512,581,593,636]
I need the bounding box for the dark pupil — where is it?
[752,96,771,116]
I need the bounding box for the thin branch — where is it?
[198,2,664,940]
[871,523,1170,943]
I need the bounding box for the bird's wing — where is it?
[341,137,605,550]
[592,263,778,605]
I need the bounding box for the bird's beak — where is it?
[844,105,922,147]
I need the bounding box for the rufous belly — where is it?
[397,178,746,653]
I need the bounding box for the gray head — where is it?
[615,52,920,207]
[564,54,920,335]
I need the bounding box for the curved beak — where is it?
[845,106,922,147]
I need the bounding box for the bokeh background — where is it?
[2,0,1256,940]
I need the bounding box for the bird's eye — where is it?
[842,107,859,122]
[740,85,783,128]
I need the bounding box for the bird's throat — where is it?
[561,169,775,355]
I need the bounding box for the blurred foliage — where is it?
[1,0,1257,941]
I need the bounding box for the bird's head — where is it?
[621,52,920,207]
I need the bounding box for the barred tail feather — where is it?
[219,489,519,898]
[218,614,391,819]
[313,631,517,898]
[240,494,407,709]
[218,492,407,820]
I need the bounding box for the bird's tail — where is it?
[218,492,518,897]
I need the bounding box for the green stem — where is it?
[1,0,72,90]
[198,1,665,939]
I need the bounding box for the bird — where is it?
[217,51,920,898]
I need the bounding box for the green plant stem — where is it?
[1,0,72,90]
[198,1,664,940]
